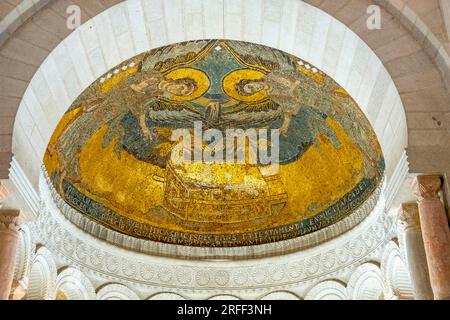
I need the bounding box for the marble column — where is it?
[0,209,20,300]
[398,203,434,300]
[413,176,450,300]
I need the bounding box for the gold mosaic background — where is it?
[44,40,384,247]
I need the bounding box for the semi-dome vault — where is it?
[43,39,384,247]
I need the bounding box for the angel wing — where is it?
[219,105,283,130]
[144,103,204,128]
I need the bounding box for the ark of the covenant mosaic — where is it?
[44,40,384,247]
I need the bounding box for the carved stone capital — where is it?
[0,209,20,232]
[398,203,420,229]
[413,175,442,203]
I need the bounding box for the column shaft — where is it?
[398,203,433,300]
[414,176,450,300]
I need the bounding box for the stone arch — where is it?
[55,267,96,300]
[259,291,301,300]
[0,1,441,302]
[1,1,448,91]
[347,263,390,300]
[304,280,348,300]
[381,241,414,299]
[25,246,57,300]
[96,283,140,300]
[207,294,241,300]
[147,292,187,300]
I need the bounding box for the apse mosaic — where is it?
[44,40,384,247]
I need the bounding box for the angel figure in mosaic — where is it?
[225,69,340,164]
[53,67,205,193]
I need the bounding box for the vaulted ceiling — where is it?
[42,39,385,246]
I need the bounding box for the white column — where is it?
[398,203,433,300]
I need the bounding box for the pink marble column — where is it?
[413,176,450,300]
[398,203,433,300]
[0,209,20,300]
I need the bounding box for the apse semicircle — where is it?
[43,39,385,247]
